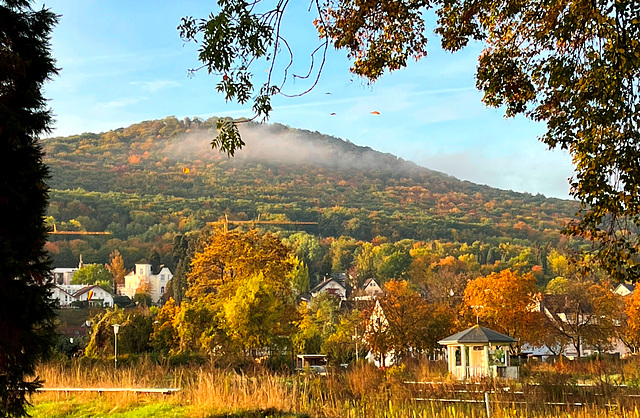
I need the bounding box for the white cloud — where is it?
[131,80,182,93]
[94,97,147,110]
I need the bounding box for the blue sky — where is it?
[41,0,574,199]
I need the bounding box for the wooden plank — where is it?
[37,388,180,395]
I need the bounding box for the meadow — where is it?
[28,356,640,417]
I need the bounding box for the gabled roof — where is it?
[542,294,592,314]
[52,285,76,298]
[310,277,346,294]
[363,278,380,288]
[438,325,517,345]
[73,284,113,298]
[615,283,635,293]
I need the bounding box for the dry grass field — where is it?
[28,357,640,417]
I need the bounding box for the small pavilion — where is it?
[438,325,518,380]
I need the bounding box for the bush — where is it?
[168,352,207,367]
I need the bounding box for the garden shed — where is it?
[438,325,518,380]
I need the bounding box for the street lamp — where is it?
[113,324,120,369]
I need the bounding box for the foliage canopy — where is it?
[181,0,640,281]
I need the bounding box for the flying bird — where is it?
[330,113,336,116]
[371,111,380,115]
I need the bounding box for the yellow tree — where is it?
[150,298,180,354]
[186,229,298,356]
[463,269,543,350]
[187,229,294,301]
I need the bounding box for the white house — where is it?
[51,285,77,307]
[310,277,347,300]
[51,284,114,307]
[51,255,84,285]
[364,299,395,367]
[354,278,384,301]
[120,263,172,303]
[363,278,383,297]
[52,268,78,285]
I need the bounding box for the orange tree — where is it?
[463,269,543,351]
[106,249,127,294]
[625,289,640,353]
[364,280,456,365]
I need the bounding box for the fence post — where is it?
[484,392,491,418]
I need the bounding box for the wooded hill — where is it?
[42,116,578,268]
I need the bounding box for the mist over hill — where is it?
[166,122,428,173]
[42,116,579,267]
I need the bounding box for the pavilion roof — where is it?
[438,325,517,345]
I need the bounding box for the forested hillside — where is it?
[43,116,578,272]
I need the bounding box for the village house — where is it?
[534,292,631,359]
[363,278,383,297]
[353,278,384,302]
[119,263,172,303]
[52,268,78,285]
[51,254,84,285]
[310,277,347,300]
[51,284,114,308]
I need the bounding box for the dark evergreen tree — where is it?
[169,233,199,304]
[0,1,58,416]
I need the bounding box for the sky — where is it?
[40,0,574,199]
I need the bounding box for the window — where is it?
[160,286,165,294]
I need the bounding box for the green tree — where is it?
[72,264,112,288]
[322,309,366,365]
[84,307,153,357]
[223,272,296,354]
[168,232,199,304]
[174,299,227,355]
[293,292,341,354]
[330,236,357,272]
[0,1,59,415]
[290,258,310,296]
[181,0,640,281]
[377,250,412,281]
